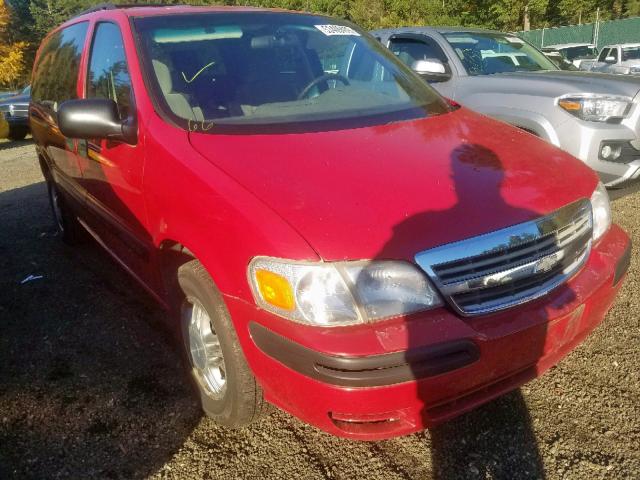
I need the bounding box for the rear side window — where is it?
[622,47,640,61]
[87,22,133,120]
[32,22,88,111]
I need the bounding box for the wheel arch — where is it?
[479,107,561,146]
[156,237,242,313]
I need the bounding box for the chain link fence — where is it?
[518,16,640,49]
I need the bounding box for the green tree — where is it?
[29,0,93,37]
[624,0,640,15]
[0,0,29,88]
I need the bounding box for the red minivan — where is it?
[30,5,631,440]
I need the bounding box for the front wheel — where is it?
[178,260,269,427]
[46,179,84,245]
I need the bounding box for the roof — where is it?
[606,43,640,48]
[71,3,306,20]
[371,26,505,36]
[543,43,595,49]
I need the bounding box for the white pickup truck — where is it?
[581,44,640,75]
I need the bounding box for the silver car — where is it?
[372,27,640,188]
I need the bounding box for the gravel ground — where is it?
[0,138,638,480]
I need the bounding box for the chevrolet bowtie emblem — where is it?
[534,252,562,274]
[479,252,563,289]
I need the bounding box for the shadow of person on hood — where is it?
[359,143,580,478]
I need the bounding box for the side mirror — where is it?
[605,56,616,64]
[411,58,452,83]
[57,98,136,144]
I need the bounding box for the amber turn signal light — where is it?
[558,99,581,111]
[254,269,295,311]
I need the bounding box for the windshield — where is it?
[562,46,597,60]
[443,32,557,76]
[546,53,578,71]
[622,46,640,61]
[134,12,449,133]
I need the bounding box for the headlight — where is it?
[590,181,612,241]
[248,258,443,326]
[630,66,640,74]
[557,94,632,122]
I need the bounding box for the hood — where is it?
[470,70,640,99]
[0,94,30,106]
[189,108,598,262]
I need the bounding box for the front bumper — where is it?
[3,115,29,129]
[250,322,481,387]
[555,105,640,188]
[228,225,630,440]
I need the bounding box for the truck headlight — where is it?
[590,181,612,242]
[248,258,442,326]
[558,94,632,122]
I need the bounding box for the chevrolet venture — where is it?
[30,5,631,440]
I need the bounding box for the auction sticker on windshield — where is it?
[314,24,360,36]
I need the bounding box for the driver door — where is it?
[76,21,154,287]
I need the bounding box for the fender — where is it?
[144,117,319,303]
[472,105,561,147]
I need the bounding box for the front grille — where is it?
[7,104,28,118]
[415,199,592,316]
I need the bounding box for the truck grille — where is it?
[415,199,592,316]
[1,103,28,118]
[9,104,28,118]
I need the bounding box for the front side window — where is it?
[87,22,133,120]
[598,48,611,62]
[443,32,557,76]
[32,22,89,110]
[133,12,449,133]
[388,37,448,66]
[563,46,597,61]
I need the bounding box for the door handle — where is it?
[88,141,102,154]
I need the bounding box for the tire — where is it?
[46,179,85,245]
[177,260,268,427]
[8,127,27,141]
